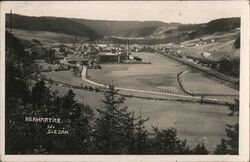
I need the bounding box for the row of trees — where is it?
[6,76,210,154]
[216,58,240,77]
[6,72,94,154]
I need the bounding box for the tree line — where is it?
[5,75,239,154]
[5,78,209,154]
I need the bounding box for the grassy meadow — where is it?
[181,71,239,95]
[49,84,237,151]
[88,52,189,93]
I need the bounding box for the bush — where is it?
[94,87,100,92]
[88,86,94,91]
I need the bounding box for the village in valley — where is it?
[5,9,240,154]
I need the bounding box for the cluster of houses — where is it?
[55,37,218,67]
[180,39,215,48]
[56,39,139,66]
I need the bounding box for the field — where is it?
[34,60,61,70]
[89,52,238,95]
[41,70,93,87]
[89,52,189,93]
[11,28,88,46]
[180,30,240,60]
[182,40,240,60]
[48,84,237,151]
[181,71,239,95]
[125,98,237,151]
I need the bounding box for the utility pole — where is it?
[8,9,13,61]
[127,39,129,58]
[10,9,12,34]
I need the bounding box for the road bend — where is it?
[81,66,228,102]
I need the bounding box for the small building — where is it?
[98,53,120,63]
[62,57,89,65]
[98,52,128,63]
[201,52,211,58]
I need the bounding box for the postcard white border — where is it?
[0,1,249,162]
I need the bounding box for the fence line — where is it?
[177,70,239,100]
[80,66,236,105]
[155,49,239,89]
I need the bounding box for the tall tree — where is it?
[214,139,228,154]
[132,110,150,154]
[45,89,94,154]
[93,84,134,154]
[214,99,239,155]
[149,127,192,154]
[5,30,94,154]
[6,80,94,154]
[192,143,209,154]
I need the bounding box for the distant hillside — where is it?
[6,14,102,40]
[116,26,160,38]
[177,24,204,32]
[6,14,240,43]
[110,18,240,43]
[188,18,240,39]
[204,18,240,33]
[73,18,173,36]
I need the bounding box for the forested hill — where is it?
[6,14,102,40]
[203,18,240,34]
[6,14,240,41]
[73,17,240,38]
[188,18,240,38]
[72,18,175,36]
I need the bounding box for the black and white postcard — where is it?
[0,1,249,161]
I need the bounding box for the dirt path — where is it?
[81,66,233,103]
[178,70,239,99]
[176,70,194,96]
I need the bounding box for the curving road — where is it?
[81,66,228,102]
[177,70,239,98]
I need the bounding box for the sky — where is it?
[1,1,245,24]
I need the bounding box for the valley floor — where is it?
[40,52,239,151]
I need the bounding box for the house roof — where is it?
[98,52,119,56]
